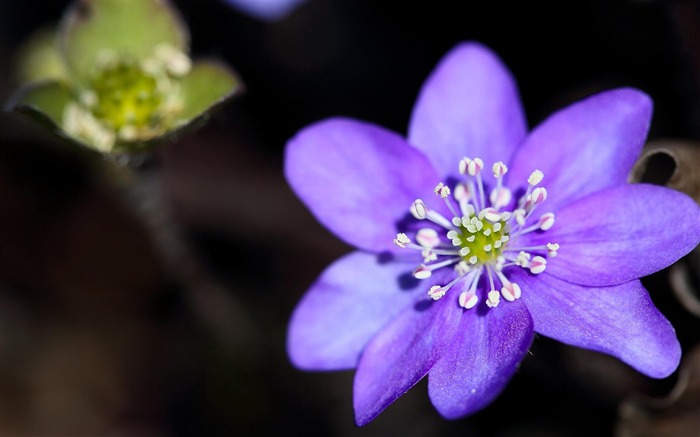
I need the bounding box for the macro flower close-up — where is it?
[285,42,700,426]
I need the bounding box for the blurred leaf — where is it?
[14,26,68,85]
[174,60,243,126]
[6,81,74,130]
[59,0,189,85]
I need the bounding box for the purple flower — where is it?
[284,42,700,426]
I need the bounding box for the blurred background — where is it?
[1,0,699,436]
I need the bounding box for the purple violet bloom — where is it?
[284,42,700,426]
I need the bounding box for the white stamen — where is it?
[495,256,506,271]
[484,244,492,252]
[411,199,427,219]
[515,251,531,267]
[494,240,502,249]
[486,290,500,308]
[393,233,411,248]
[413,265,432,279]
[422,249,438,262]
[514,209,526,226]
[493,222,502,232]
[459,247,470,257]
[469,158,484,176]
[479,207,501,223]
[466,235,476,242]
[538,212,555,231]
[547,242,560,257]
[528,170,544,186]
[501,282,522,302]
[531,187,548,205]
[490,186,512,210]
[459,291,478,309]
[483,229,492,236]
[469,255,478,264]
[453,183,471,202]
[529,256,547,274]
[455,261,471,275]
[428,285,446,300]
[434,183,450,198]
[460,157,484,176]
[416,228,440,248]
[492,161,508,178]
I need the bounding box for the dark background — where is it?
[1,0,699,436]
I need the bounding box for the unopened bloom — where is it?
[285,42,700,425]
[7,0,241,154]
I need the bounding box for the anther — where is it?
[428,285,446,300]
[393,233,411,248]
[486,290,501,308]
[411,199,427,219]
[501,282,522,302]
[416,228,440,248]
[413,265,432,279]
[434,182,451,198]
[529,256,547,274]
[455,261,470,275]
[528,170,544,186]
[538,212,555,230]
[531,187,547,205]
[546,243,560,257]
[492,161,508,178]
[458,291,478,309]
[489,186,512,210]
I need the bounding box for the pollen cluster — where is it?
[450,216,509,265]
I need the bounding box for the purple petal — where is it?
[287,251,422,370]
[285,118,440,253]
[428,300,534,419]
[224,0,306,22]
[521,184,700,286]
[515,272,681,378]
[408,42,527,180]
[353,294,463,426]
[507,88,652,213]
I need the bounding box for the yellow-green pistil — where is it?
[449,216,510,265]
[89,60,164,131]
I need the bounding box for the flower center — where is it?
[62,45,191,151]
[449,214,509,265]
[90,60,164,131]
[393,158,559,310]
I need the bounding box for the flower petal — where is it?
[408,42,527,180]
[353,294,462,426]
[287,251,421,371]
[521,184,700,286]
[285,118,440,252]
[428,300,533,419]
[515,272,681,378]
[507,88,652,213]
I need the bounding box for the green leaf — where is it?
[14,25,69,85]
[174,60,243,126]
[59,0,189,85]
[5,80,74,129]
